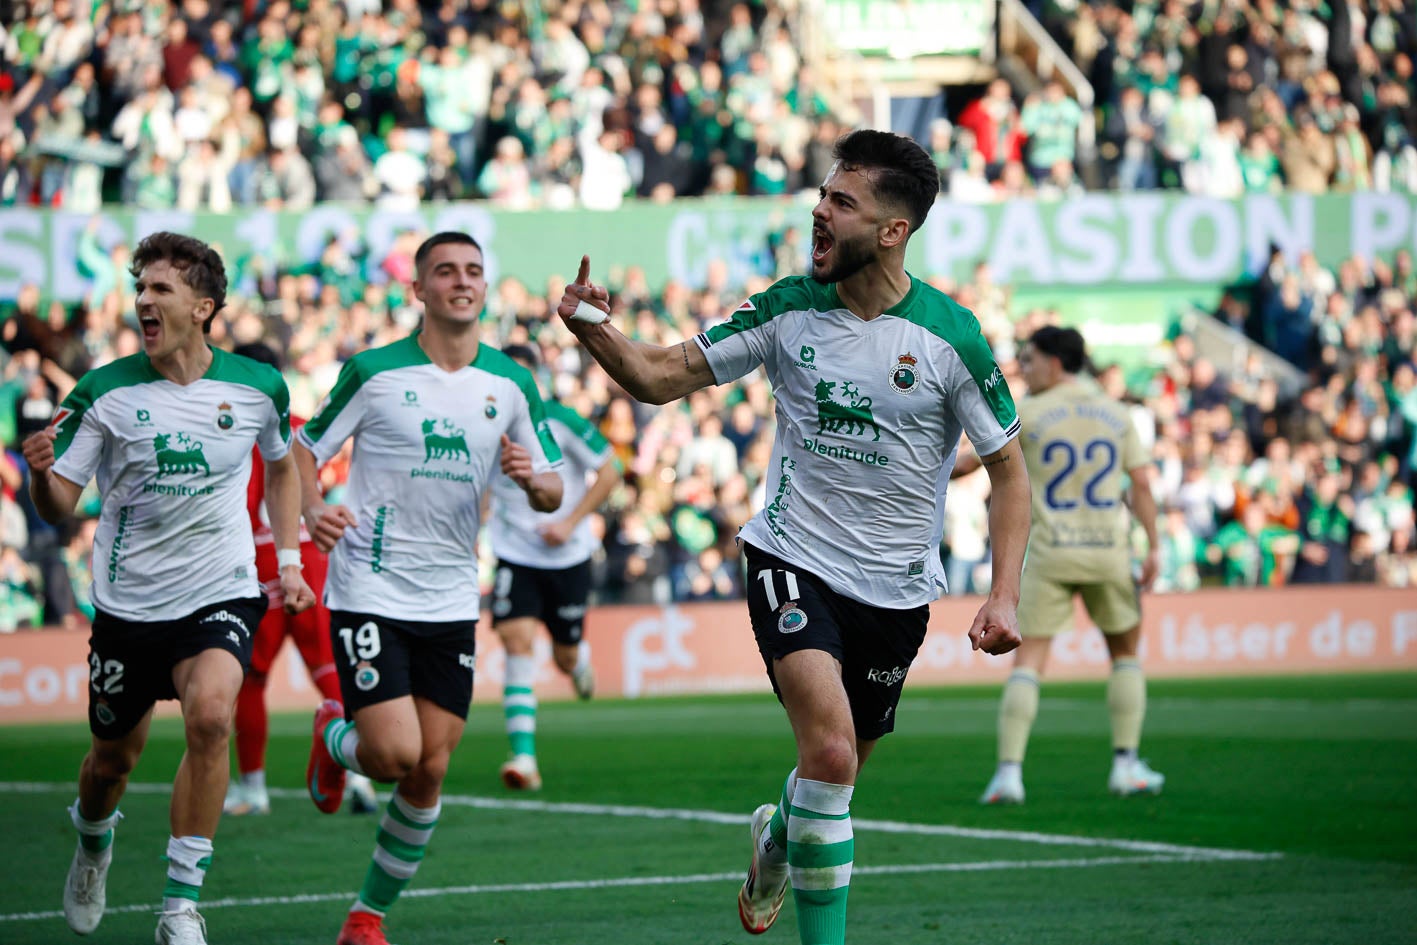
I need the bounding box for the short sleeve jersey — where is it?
[297,335,563,621]
[489,401,614,570]
[51,348,291,621]
[695,275,1018,608]
[1018,380,1148,581]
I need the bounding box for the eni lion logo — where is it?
[421,418,471,463]
[814,380,880,442]
[153,432,210,477]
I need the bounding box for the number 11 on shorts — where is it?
[758,569,801,609]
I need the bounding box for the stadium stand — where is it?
[0,0,1413,632]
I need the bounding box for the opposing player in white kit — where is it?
[295,232,564,945]
[556,130,1032,945]
[23,231,314,945]
[488,344,619,791]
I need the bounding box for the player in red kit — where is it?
[223,344,376,816]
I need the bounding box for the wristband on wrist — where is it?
[276,548,303,570]
[571,299,609,324]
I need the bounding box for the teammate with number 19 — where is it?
[974,326,1164,805]
[556,130,1030,945]
[295,232,564,945]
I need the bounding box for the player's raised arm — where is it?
[556,255,716,405]
[23,427,83,524]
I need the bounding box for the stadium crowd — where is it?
[0,0,1414,632]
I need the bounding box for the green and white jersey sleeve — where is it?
[51,348,291,621]
[694,276,1018,608]
[298,335,564,621]
[489,401,613,569]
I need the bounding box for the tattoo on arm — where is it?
[680,342,689,369]
[982,453,1010,467]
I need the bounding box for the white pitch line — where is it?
[0,781,1282,862]
[0,853,1270,923]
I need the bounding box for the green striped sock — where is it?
[787,779,854,945]
[356,792,440,915]
[324,718,367,776]
[70,801,119,858]
[503,655,537,759]
[767,767,797,851]
[162,836,213,906]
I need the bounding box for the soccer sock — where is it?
[574,641,592,675]
[70,801,120,865]
[234,674,267,774]
[324,717,368,777]
[788,778,854,945]
[503,655,537,758]
[161,835,212,914]
[351,792,441,917]
[998,668,1041,766]
[1108,658,1147,756]
[311,662,343,702]
[764,767,796,858]
[239,769,267,792]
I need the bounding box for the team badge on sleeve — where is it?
[50,407,73,430]
[889,352,920,394]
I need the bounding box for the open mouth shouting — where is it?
[138,312,162,345]
[812,227,834,266]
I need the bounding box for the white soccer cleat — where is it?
[499,754,542,791]
[979,767,1026,805]
[346,773,379,814]
[1109,758,1165,796]
[571,663,595,700]
[63,849,109,935]
[738,803,788,935]
[155,908,208,945]
[222,782,269,816]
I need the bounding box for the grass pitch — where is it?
[2,673,1414,944]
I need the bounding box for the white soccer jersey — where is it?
[298,335,563,621]
[695,275,1019,608]
[51,348,291,621]
[489,401,615,570]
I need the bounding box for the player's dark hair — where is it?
[129,231,227,331]
[1029,326,1087,374]
[233,341,282,370]
[831,129,940,234]
[502,343,539,367]
[414,231,483,274]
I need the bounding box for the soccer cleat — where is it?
[154,908,207,945]
[336,910,392,945]
[738,803,788,935]
[571,663,595,700]
[346,773,378,815]
[499,753,542,791]
[223,782,270,816]
[307,699,347,814]
[979,767,1026,805]
[1109,758,1165,796]
[63,849,109,934]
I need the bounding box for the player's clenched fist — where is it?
[22,427,58,473]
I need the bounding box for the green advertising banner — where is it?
[1,193,1415,303]
[819,0,993,57]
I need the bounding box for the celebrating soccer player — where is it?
[555,130,1031,945]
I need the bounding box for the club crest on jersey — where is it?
[215,402,235,431]
[778,602,807,634]
[354,661,380,692]
[889,352,920,394]
[484,395,498,420]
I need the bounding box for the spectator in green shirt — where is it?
[1208,502,1300,587]
[1020,80,1082,180]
